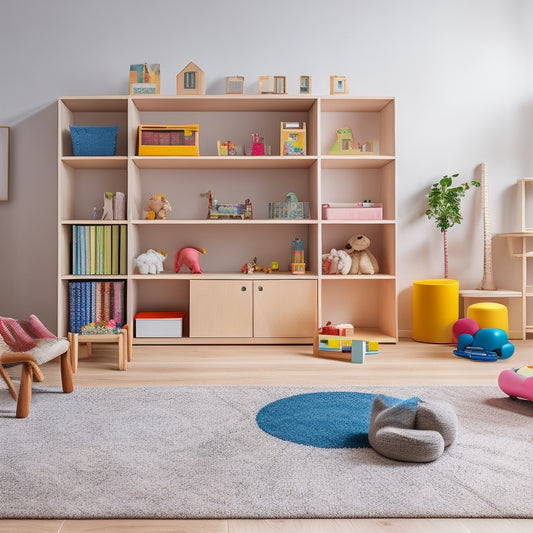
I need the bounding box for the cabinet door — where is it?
[254,280,317,338]
[189,280,253,337]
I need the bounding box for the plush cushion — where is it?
[368,395,458,463]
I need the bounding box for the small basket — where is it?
[268,201,310,219]
[70,125,118,156]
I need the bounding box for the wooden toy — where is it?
[280,122,306,156]
[176,61,205,95]
[226,76,244,94]
[299,76,311,94]
[258,76,287,94]
[313,332,378,363]
[129,63,160,94]
[138,125,199,156]
[329,127,374,155]
[200,190,253,220]
[330,75,348,94]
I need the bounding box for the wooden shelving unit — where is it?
[58,95,397,344]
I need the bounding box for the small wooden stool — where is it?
[68,329,129,372]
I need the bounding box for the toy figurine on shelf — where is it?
[241,257,272,274]
[200,190,253,220]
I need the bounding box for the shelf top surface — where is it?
[59,94,395,113]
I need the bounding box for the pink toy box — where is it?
[498,365,533,401]
[322,203,383,221]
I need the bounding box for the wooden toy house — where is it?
[176,61,205,95]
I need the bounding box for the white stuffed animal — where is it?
[345,234,379,275]
[134,249,167,274]
[322,248,352,275]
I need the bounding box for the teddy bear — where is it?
[145,194,172,220]
[134,249,167,274]
[322,248,352,275]
[174,247,206,274]
[344,234,379,275]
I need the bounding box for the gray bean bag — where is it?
[368,395,458,462]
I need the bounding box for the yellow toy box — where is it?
[138,125,199,156]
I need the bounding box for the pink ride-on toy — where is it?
[498,366,533,401]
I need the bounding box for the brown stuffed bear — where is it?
[146,194,172,220]
[345,234,379,274]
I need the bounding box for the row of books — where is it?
[69,281,126,333]
[72,224,127,275]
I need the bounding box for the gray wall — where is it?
[1,0,532,335]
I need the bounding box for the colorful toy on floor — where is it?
[454,327,514,361]
[498,366,533,401]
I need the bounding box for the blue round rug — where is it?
[256,391,404,449]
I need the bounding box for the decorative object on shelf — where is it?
[498,365,533,402]
[174,247,206,274]
[129,63,160,94]
[176,61,205,95]
[344,234,379,275]
[322,248,351,275]
[138,124,200,156]
[454,327,514,361]
[330,75,348,94]
[81,319,121,335]
[241,257,272,274]
[145,193,172,220]
[280,122,306,156]
[201,189,253,220]
[134,249,167,275]
[322,202,383,220]
[69,125,118,156]
[258,76,287,94]
[318,321,354,336]
[425,173,480,279]
[101,192,113,220]
[329,127,373,155]
[250,133,265,156]
[299,76,311,95]
[226,76,244,94]
[0,126,9,201]
[290,237,305,275]
[268,191,310,220]
[217,140,242,156]
[476,163,497,290]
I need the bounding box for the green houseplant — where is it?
[425,173,479,278]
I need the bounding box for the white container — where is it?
[135,312,185,337]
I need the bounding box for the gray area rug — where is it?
[0,384,532,519]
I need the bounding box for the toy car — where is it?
[498,366,533,401]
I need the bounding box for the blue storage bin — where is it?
[70,125,118,156]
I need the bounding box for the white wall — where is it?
[0,0,531,335]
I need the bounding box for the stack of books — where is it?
[71,224,127,275]
[68,280,126,333]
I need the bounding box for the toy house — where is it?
[258,75,287,94]
[129,63,160,94]
[226,76,244,94]
[176,61,205,95]
[330,75,348,94]
[280,121,306,156]
[299,75,311,94]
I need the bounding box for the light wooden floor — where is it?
[3,339,533,533]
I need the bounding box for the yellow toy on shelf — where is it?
[329,127,374,155]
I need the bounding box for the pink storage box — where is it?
[322,203,383,220]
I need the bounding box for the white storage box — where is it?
[135,312,185,337]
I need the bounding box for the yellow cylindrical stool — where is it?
[467,302,508,333]
[412,279,459,343]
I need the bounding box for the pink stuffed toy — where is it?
[174,247,206,274]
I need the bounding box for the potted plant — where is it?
[425,173,479,278]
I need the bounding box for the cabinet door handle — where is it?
[258,285,263,292]
[241,286,247,292]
